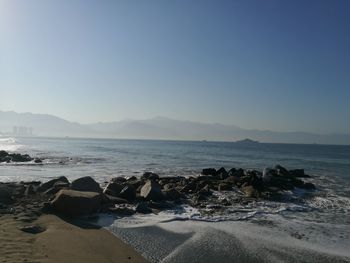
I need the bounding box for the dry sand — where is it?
[0,214,148,263]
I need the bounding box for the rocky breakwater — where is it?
[0,165,316,223]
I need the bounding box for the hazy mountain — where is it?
[0,111,93,137]
[1,110,350,145]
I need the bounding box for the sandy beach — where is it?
[0,214,148,263]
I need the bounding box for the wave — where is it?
[0,137,23,152]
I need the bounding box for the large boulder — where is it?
[71,176,102,193]
[202,168,216,176]
[216,167,228,179]
[0,185,13,204]
[118,185,136,201]
[38,176,69,192]
[164,188,182,200]
[140,180,164,201]
[289,169,309,178]
[51,189,102,217]
[103,182,124,196]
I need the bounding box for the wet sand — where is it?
[0,214,148,263]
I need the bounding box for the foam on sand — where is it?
[104,211,350,263]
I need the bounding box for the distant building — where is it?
[13,126,33,136]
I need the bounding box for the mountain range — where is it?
[1,110,350,145]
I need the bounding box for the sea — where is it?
[1,136,350,262]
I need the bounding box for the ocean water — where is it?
[1,136,350,262]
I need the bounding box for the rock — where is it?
[25,185,36,196]
[108,206,135,216]
[225,176,239,184]
[199,184,211,196]
[275,165,289,176]
[142,172,159,180]
[216,167,228,180]
[162,183,175,191]
[43,181,69,196]
[202,168,216,176]
[103,194,129,204]
[218,183,232,191]
[164,188,181,200]
[38,176,69,192]
[118,185,136,201]
[20,225,46,234]
[103,182,124,197]
[0,150,8,159]
[289,169,309,178]
[34,158,42,164]
[262,168,276,183]
[0,185,13,204]
[71,176,102,193]
[242,185,258,198]
[135,202,152,214]
[8,153,33,162]
[180,182,196,193]
[228,168,236,175]
[140,180,164,201]
[51,189,102,217]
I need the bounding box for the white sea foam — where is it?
[105,213,350,263]
[0,137,23,152]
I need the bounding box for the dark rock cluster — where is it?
[0,165,315,219]
[0,150,42,163]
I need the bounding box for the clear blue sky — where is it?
[1,0,349,133]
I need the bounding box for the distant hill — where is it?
[1,110,350,145]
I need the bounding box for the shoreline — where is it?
[0,213,148,263]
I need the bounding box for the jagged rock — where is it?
[216,167,228,179]
[202,168,216,176]
[228,168,236,176]
[164,188,182,200]
[140,180,164,201]
[25,185,36,196]
[180,182,196,193]
[199,184,211,196]
[142,172,159,180]
[51,189,102,217]
[275,165,289,176]
[118,185,136,201]
[103,194,129,204]
[289,169,309,178]
[218,183,232,191]
[262,168,276,183]
[0,185,13,204]
[135,202,152,214]
[225,176,239,184]
[162,183,175,191]
[103,182,124,196]
[71,176,102,193]
[38,176,69,192]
